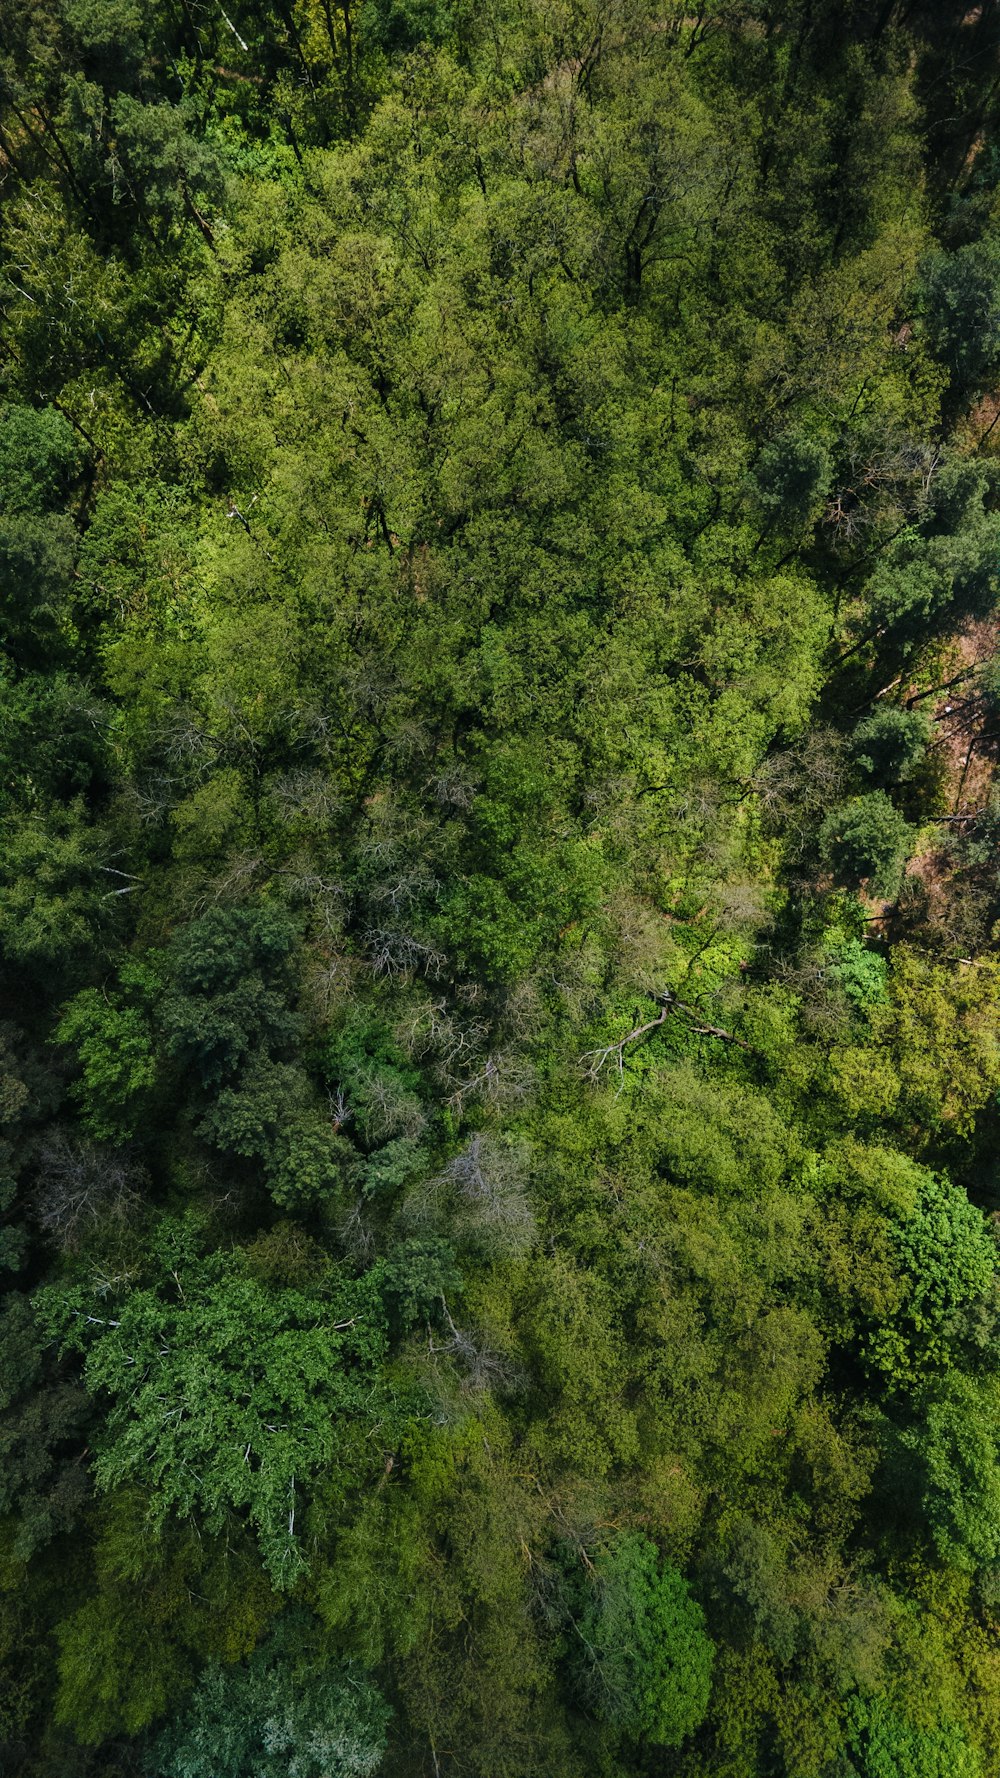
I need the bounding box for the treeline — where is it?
[5,2,1000,1774]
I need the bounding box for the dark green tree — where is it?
[152,1612,390,1778]
[919,233,1000,410]
[819,793,913,896]
[850,707,931,790]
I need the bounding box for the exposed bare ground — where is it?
[889,617,1000,926]
[923,617,999,817]
[856,620,1000,930]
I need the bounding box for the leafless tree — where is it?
[300,946,361,1020]
[266,769,344,829]
[427,1300,523,1394]
[366,865,439,916]
[396,998,491,1073]
[354,1067,427,1144]
[580,989,753,1085]
[754,727,848,850]
[336,1195,377,1266]
[363,927,447,980]
[32,1133,146,1251]
[425,764,478,810]
[439,1132,537,1257]
[444,1047,537,1115]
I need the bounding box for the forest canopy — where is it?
[6,1,1000,1774]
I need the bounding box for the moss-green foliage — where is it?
[6,3,1000,1775]
[847,1694,981,1778]
[49,1495,280,1743]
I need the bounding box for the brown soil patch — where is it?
[901,840,956,932]
[922,617,999,819]
[867,618,1000,932]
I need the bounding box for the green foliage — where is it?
[0,404,77,513]
[55,956,163,1141]
[0,666,106,813]
[0,403,80,671]
[54,1588,192,1742]
[161,907,301,1089]
[158,905,350,1193]
[846,1695,981,1778]
[822,934,889,1009]
[751,429,830,523]
[361,0,465,53]
[865,1171,997,1385]
[0,803,103,965]
[110,97,225,229]
[7,5,1000,1773]
[51,1494,278,1743]
[572,1534,714,1748]
[898,1375,1000,1571]
[0,1293,90,1562]
[919,233,1000,407]
[830,951,1000,1139]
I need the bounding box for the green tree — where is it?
[830,950,1000,1139]
[751,428,831,528]
[161,906,302,1089]
[51,1495,278,1744]
[0,403,79,670]
[0,403,77,511]
[55,955,163,1142]
[897,1374,1000,1570]
[572,1534,714,1748]
[865,1171,997,1386]
[919,233,1000,411]
[846,1694,981,1778]
[0,1293,90,1563]
[0,803,104,966]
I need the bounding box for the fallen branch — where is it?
[904,665,980,706]
[580,991,754,1082]
[581,1004,670,1079]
